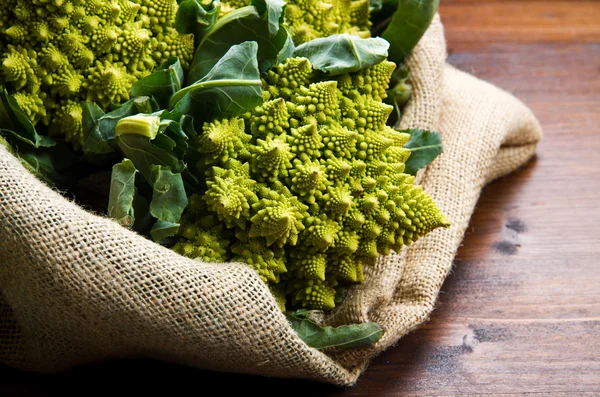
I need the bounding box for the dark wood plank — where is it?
[441,1,600,47]
[2,1,599,395]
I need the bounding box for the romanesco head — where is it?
[178,56,451,310]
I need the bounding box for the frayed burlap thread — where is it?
[0,16,541,386]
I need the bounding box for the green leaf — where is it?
[293,34,389,76]
[130,57,184,108]
[403,128,442,175]
[170,42,263,123]
[115,133,186,184]
[176,0,221,42]
[0,88,55,148]
[381,0,439,64]
[108,159,138,228]
[287,313,384,350]
[252,0,286,36]
[149,165,188,224]
[150,220,181,242]
[186,6,293,84]
[82,96,158,156]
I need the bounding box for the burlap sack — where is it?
[0,15,542,386]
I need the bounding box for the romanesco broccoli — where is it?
[174,56,450,310]
[0,0,194,149]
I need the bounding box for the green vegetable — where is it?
[176,53,450,310]
[0,0,446,332]
[0,0,197,149]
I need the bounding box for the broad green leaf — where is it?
[115,133,187,184]
[186,6,293,84]
[0,87,55,148]
[170,42,263,123]
[252,0,286,36]
[108,159,138,228]
[150,220,181,242]
[175,0,220,44]
[403,128,442,175]
[149,165,188,224]
[293,34,389,76]
[130,57,184,108]
[381,0,439,64]
[287,313,384,350]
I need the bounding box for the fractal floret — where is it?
[0,0,194,148]
[175,56,451,310]
[219,0,371,44]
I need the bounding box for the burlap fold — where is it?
[0,15,542,386]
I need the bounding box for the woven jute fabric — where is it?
[0,15,542,386]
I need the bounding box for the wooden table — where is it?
[3,1,599,395]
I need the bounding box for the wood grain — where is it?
[2,1,600,395]
[441,1,600,48]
